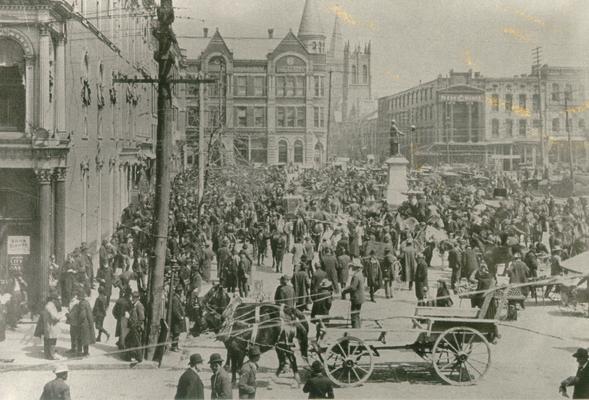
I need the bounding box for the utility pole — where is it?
[326,70,333,164]
[532,47,545,173]
[565,92,575,193]
[114,0,214,360]
[410,125,416,170]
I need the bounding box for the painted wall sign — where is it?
[7,236,30,255]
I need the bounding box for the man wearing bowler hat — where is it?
[239,345,261,399]
[342,260,365,328]
[303,360,334,399]
[209,353,232,400]
[175,353,204,400]
[40,364,71,400]
[560,348,589,398]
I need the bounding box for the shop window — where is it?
[294,140,304,163]
[278,140,288,164]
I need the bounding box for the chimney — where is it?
[203,27,209,38]
[268,28,274,39]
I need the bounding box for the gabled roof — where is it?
[180,33,282,61]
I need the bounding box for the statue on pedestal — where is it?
[389,119,405,156]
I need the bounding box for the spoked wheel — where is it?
[431,327,491,386]
[323,336,374,387]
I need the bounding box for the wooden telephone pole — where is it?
[114,0,214,360]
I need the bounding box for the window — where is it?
[314,107,325,128]
[277,107,285,127]
[362,65,368,84]
[533,119,541,129]
[294,140,304,163]
[251,138,267,163]
[519,119,527,137]
[253,77,265,96]
[352,65,357,84]
[552,118,560,132]
[506,119,513,137]
[276,76,286,97]
[552,83,560,101]
[286,107,295,127]
[0,40,25,132]
[532,94,540,113]
[296,107,305,127]
[492,119,499,137]
[286,77,295,97]
[565,84,573,101]
[313,76,325,97]
[278,140,288,163]
[518,94,527,110]
[254,107,265,127]
[580,119,586,129]
[187,106,199,127]
[235,76,247,96]
[505,94,512,111]
[295,76,305,97]
[236,107,247,127]
[491,94,499,111]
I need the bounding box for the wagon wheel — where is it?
[323,336,374,387]
[431,327,491,386]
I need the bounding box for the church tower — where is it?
[327,15,344,122]
[343,41,372,120]
[297,0,326,54]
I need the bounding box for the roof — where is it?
[298,0,324,37]
[180,35,282,61]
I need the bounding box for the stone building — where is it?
[0,0,179,307]
[180,0,373,167]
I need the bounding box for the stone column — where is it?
[36,169,53,307]
[24,56,34,136]
[55,36,66,134]
[449,102,455,142]
[39,25,51,131]
[53,167,66,268]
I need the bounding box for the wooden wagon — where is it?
[311,289,501,387]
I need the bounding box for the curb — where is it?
[0,360,159,372]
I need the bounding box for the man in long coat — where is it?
[71,290,95,356]
[127,291,145,364]
[336,249,351,290]
[291,263,310,311]
[364,250,382,302]
[506,252,529,308]
[171,286,186,352]
[175,353,205,400]
[342,261,365,328]
[414,253,429,305]
[274,275,296,308]
[402,239,417,290]
[320,248,340,294]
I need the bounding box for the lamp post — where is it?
[410,125,416,170]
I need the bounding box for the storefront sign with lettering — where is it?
[439,94,484,103]
[7,236,30,255]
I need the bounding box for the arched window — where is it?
[294,140,304,163]
[278,140,288,164]
[362,65,368,84]
[351,65,357,84]
[314,142,324,166]
[0,38,25,132]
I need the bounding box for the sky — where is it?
[172,0,589,98]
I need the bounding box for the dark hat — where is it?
[311,360,323,373]
[132,291,141,299]
[279,274,290,282]
[573,348,588,359]
[300,254,308,261]
[175,285,183,293]
[189,353,203,366]
[248,346,261,358]
[208,353,223,364]
[80,242,88,250]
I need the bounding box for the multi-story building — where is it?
[0,0,182,307]
[376,67,589,170]
[180,0,373,167]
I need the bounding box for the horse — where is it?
[213,300,309,385]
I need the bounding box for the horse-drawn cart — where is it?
[312,290,500,387]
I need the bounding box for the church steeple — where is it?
[297,0,325,54]
[328,15,343,60]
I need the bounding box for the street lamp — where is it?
[410,125,416,170]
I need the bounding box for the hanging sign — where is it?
[7,236,30,255]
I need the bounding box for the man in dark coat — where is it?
[274,275,296,308]
[447,242,463,291]
[303,361,335,399]
[560,348,589,399]
[414,253,429,305]
[210,353,232,400]
[506,252,529,308]
[292,263,310,311]
[364,250,382,302]
[175,353,205,400]
[311,279,333,341]
[112,289,131,350]
[127,291,145,364]
[71,290,95,356]
[311,265,328,302]
[40,365,71,400]
[402,239,417,290]
[216,241,231,285]
[171,286,186,352]
[336,249,351,290]
[238,346,260,399]
[381,249,397,299]
[342,261,365,328]
[320,248,340,294]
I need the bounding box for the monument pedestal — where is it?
[385,156,409,206]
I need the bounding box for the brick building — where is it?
[377,66,589,170]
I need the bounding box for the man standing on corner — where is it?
[40,365,71,400]
[342,260,365,328]
[239,345,261,399]
[175,353,205,400]
[210,353,232,400]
